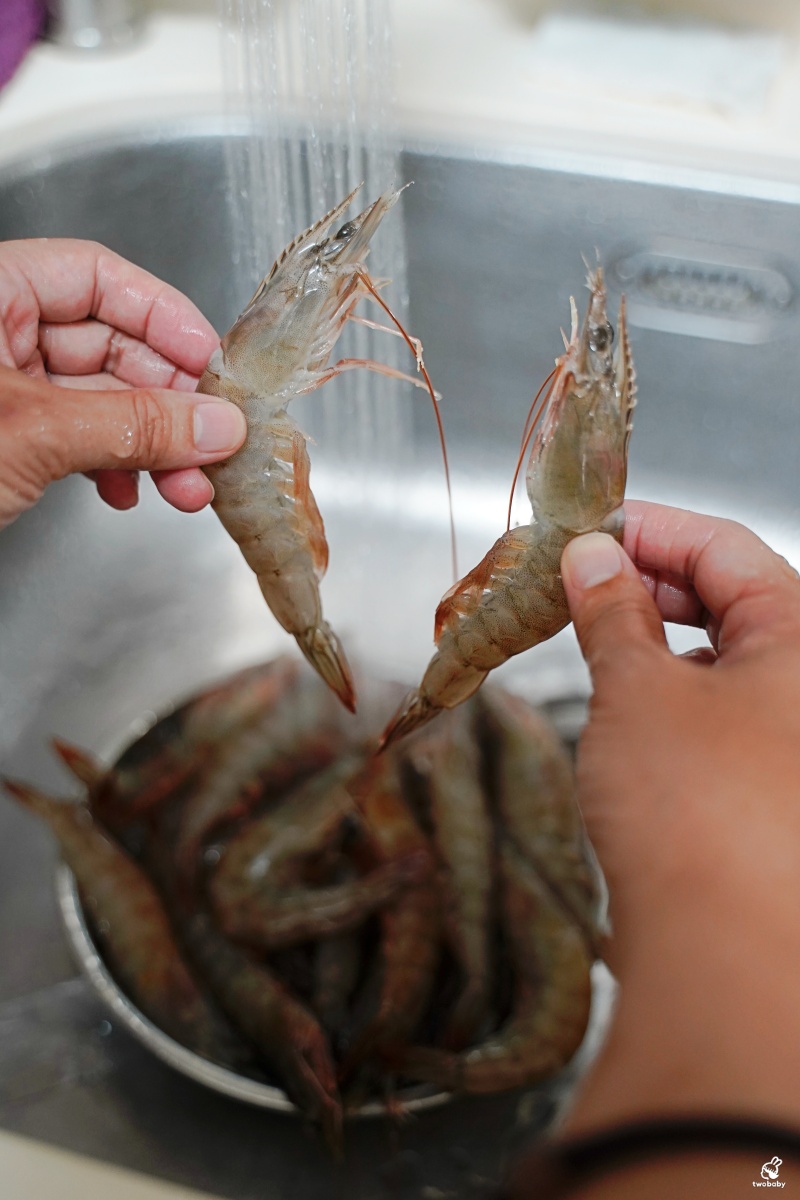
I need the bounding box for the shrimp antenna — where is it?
[355,270,458,582]
[506,368,558,532]
[517,366,556,453]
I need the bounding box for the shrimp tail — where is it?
[380,645,491,748]
[296,623,357,714]
[377,688,440,750]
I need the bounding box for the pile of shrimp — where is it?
[4,658,601,1157]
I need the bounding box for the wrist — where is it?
[566,902,800,1137]
[568,896,800,1135]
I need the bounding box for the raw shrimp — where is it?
[197,186,430,713]
[312,926,362,1042]
[183,913,342,1153]
[3,780,228,1060]
[145,820,343,1153]
[54,658,301,831]
[399,840,592,1094]
[479,687,603,954]
[208,758,416,950]
[409,708,494,1049]
[381,266,635,746]
[342,753,440,1071]
[173,670,344,886]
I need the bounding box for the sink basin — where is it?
[1,120,798,1197]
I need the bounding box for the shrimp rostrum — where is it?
[198,186,425,714]
[381,265,636,746]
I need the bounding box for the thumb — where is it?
[39,381,246,477]
[561,532,668,690]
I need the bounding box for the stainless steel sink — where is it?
[1,120,799,1198]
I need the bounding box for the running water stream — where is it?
[218,0,433,677]
[218,0,413,477]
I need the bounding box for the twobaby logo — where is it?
[753,1157,785,1188]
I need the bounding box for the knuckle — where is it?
[123,390,173,463]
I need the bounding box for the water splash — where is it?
[216,0,430,672]
[218,0,414,477]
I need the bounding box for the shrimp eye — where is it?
[335,221,357,240]
[589,322,614,352]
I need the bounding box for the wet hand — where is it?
[560,501,800,971]
[559,501,800,1137]
[0,238,246,527]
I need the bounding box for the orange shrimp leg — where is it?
[314,356,438,396]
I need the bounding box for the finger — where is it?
[151,468,215,512]
[93,469,140,510]
[624,500,800,656]
[50,372,130,391]
[40,321,206,390]
[6,368,246,479]
[561,532,669,691]
[18,349,47,377]
[89,465,214,513]
[637,566,707,628]
[0,239,218,373]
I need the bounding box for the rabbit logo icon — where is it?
[762,1152,782,1180]
[754,1157,785,1187]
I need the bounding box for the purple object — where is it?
[0,0,46,89]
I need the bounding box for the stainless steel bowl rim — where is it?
[56,864,451,1118]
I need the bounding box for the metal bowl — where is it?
[56,863,451,1118]
[54,677,594,1119]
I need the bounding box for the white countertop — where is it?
[2,1128,222,1200]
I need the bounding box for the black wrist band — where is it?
[500,1115,800,1198]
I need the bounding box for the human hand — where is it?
[559,500,800,1130]
[561,500,800,963]
[0,238,246,527]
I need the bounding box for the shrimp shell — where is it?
[408,709,494,1049]
[479,687,603,955]
[145,811,343,1154]
[173,669,344,886]
[58,658,303,833]
[341,753,441,1071]
[181,912,343,1154]
[399,840,592,1094]
[3,781,226,1059]
[208,759,415,950]
[198,188,406,712]
[381,266,636,745]
[312,924,363,1042]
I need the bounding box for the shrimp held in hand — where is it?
[197,186,429,713]
[381,265,636,746]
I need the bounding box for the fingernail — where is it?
[193,402,245,453]
[564,532,624,590]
